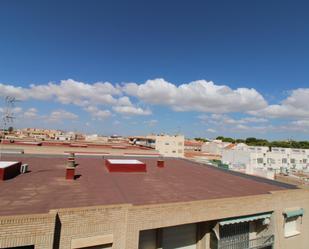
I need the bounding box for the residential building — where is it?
[201,140,232,155]
[130,134,185,157]
[55,132,75,141]
[0,154,308,249]
[222,145,309,179]
[184,140,203,151]
[147,134,184,157]
[21,128,61,140]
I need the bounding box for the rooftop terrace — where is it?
[0,155,296,216]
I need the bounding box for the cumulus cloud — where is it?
[23,108,39,119]
[198,114,272,134]
[113,106,151,116]
[0,79,122,106]
[1,78,309,134]
[47,110,79,123]
[251,88,309,119]
[123,78,267,113]
[84,106,111,120]
[198,114,268,125]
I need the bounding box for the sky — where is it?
[0,0,309,140]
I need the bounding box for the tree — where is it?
[194,137,208,142]
[8,126,14,133]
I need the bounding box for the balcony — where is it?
[212,235,274,249]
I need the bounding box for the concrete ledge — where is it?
[71,234,113,248]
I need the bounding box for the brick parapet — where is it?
[0,189,309,249]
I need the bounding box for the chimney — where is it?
[66,152,76,180]
[157,157,164,168]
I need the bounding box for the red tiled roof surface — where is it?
[184,141,203,146]
[224,143,237,149]
[0,155,294,216]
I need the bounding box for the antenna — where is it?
[0,96,17,161]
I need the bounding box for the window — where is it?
[283,209,304,238]
[290,159,296,164]
[282,158,287,164]
[284,217,300,237]
[257,158,264,164]
[267,158,275,164]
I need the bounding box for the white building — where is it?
[147,134,185,158]
[131,134,185,157]
[85,134,109,143]
[222,145,309,178]
[201,140,232,155]
[55,133,75,141]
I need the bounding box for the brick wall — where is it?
[0,189,309,249]
[0,213,56,249]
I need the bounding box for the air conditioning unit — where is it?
[20,164,28,174]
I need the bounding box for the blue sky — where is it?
[0,0,309,140]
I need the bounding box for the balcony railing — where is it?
[213,235,274,249]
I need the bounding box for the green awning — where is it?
[219,213,272,226]
[283,208,304,219]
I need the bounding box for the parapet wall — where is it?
[0,189,309,249]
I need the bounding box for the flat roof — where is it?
[0,155,297,216]
[0,161,19,169]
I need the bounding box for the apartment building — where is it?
[222,145,309,175]
[267,147,309,171]
[184,140,203,151]
[148,134,184,157]
[0,154,308,249]
[130,134,184,157]
[201,140,232,155]
[21,128,61,140]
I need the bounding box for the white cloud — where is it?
[113,106,152,116]
[0,79,122,106]
[23,108,39,119]
[2,78,309,134]
[47,110,79,123]
[123,78,267,113]
[207,128,216,133]
[198,114,268,125]
[251,88,309,119]
[83,106,111,120]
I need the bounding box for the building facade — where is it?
[201,140,232,155]
[150,134,184,158]
[0,155,308,249]
[0,190,308,249]
[131,134,185,157]
[222,146,309,174]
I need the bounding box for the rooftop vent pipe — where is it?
[66,152,76,180]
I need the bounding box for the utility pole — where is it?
[0,96,17,161]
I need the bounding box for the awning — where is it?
[219,213,272,226]
[283,208,304,219]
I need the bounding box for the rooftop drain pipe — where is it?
[66,152,76,180]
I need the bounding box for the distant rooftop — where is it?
[0,155,297,216]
